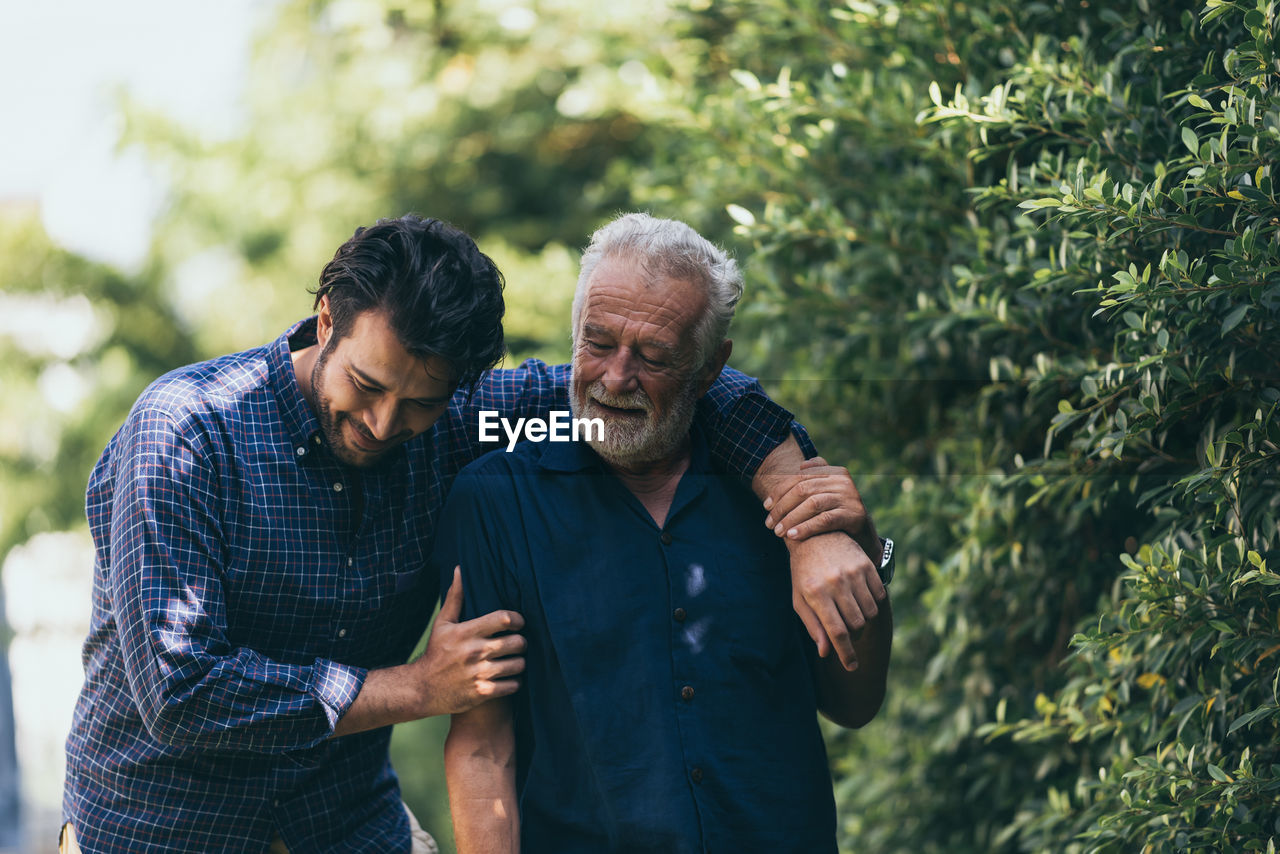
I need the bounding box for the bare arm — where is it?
[814,594,893,728]
[751,437,885,670]
[334,569,527,737]
[445,699,520,854]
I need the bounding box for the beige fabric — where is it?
[59,823,81,854]
[268,802,437,854]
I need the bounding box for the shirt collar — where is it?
[537,434,603,473]
[536,423,713,475]
[268,316,325,450]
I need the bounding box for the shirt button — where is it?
[333,482,344,492]
[337,628,347,638]
[295,446,306,457]
[660,531,673,546]
[690,767,704,784]
[273,798,281,807]
[680,685,695,701]
[347,557,354,567]
[673,607,687,623]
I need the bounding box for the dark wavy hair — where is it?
[312,215,506,391]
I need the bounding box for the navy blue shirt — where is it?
[433,431,837,854]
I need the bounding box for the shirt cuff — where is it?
[310,658,367,732]
[789,420,818,460]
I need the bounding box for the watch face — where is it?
[879,537,895,587]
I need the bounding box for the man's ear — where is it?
[696,339,733,397]
[316,295,334,348]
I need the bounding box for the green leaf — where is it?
[725,204,756,226]
[1221,303,1249,335]
[1228,706,1276,734]
[730,69,762,92]
[1182,126,1200,155]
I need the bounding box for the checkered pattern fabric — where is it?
[62,317,810,852]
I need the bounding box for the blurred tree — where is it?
[0,211,199,558]
[125,0,679,354]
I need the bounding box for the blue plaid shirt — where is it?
[63,317,812,853]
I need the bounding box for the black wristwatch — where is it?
[877,537,895,587]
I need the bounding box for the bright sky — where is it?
[0,0,265,270]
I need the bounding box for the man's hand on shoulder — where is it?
[334,569,526,737]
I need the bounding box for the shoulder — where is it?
[451,441,545,491]
[469,359,569,397]
[131,346,274,429]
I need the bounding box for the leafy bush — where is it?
[645,0,1279,850]
[935,2,1280,849]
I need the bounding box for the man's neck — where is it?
[606,447,691,529]
[290,343,319,411]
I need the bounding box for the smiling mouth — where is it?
[347,422,392,452]
[591,400,646,417]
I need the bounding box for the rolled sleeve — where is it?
[698,366,818,474]
[310,658,367,730]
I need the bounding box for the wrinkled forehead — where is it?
[581,260,706,340]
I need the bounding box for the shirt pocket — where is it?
[710,551,796,679]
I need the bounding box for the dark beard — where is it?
[309,342,379,468]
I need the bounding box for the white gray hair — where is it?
[571,212,743,371]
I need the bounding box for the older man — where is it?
[437,213,894,853]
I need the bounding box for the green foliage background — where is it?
[3,0,1277,851]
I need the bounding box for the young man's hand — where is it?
[415,568,527,717]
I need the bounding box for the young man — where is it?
[62,215,882,852]
[439,214,894,853]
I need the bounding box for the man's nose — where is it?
[364,398,402,440]
[600,349,640,395]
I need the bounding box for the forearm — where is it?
[815,594,893,728]
[751,433,809,501]
[446,703,519,854]
[332,662,431,738]
[753,436,880,555]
